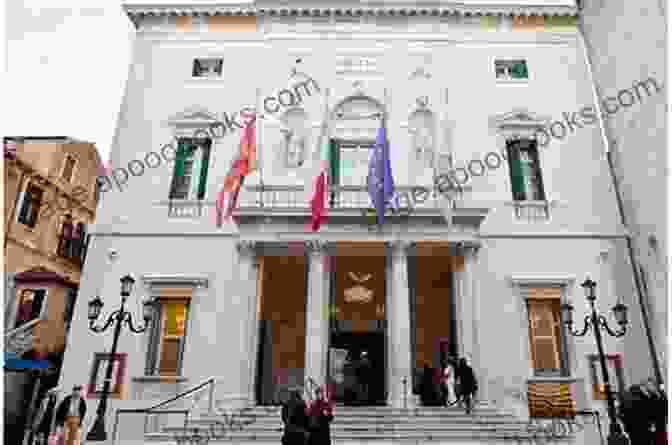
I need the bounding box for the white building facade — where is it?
[56,0,651,441]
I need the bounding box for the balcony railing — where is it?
[507,200,551,221]
[162,184,467,218]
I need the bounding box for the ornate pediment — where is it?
[166,106,219,128]
[490,108,551,130]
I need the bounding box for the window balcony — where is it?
[163,184,468,217]
[507,200,551,221]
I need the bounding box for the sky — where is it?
[3,0,134,162]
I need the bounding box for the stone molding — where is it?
[125,4,577,25]
[385,240,413,256]
[141,274,210,289]
[236,240,257,256]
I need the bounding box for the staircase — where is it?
[144,403,574,444]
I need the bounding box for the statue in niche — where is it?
[410,125,435,167]
[280,127,307,168]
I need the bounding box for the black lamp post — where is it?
[560,277,630,445]
[85,274,155,441]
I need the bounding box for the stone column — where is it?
[304,240,330,389]
[236,240,258,407]
[460,244,488,403]
[386,241,414,408]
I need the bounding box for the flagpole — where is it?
[256,87,264,207]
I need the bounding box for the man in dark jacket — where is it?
[54,386,86,445]
[455,357,478,414]
[356,351,372,405]
[281,389,309,445]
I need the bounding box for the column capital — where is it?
[305,240,329,256]
[385,240,413,255]
[457,242,481,260]
[236,240,257,256]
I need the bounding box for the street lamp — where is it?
[85,274,155,441]
[560,277,630,445]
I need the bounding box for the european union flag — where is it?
[367,122,395,226]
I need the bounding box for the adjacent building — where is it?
[3,136,100,443]
[55,0,663,442]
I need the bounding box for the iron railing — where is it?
[161,184,466,218]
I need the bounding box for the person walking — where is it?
[54,386,86,445]
[441,359,457,407]
[307,387,334,445]
[281,389,309,445]
[420,364,440,406]
[455,357,478,414]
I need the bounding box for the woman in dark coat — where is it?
[307,387,334,445]
[420,364,440,406]
[455,357,478,414]
[281,390,309,445]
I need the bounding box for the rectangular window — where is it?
[146,298,190,376]
[61,155,76,182]
[15,289,47,328]
[506,139,545,202]
[495,59,529,81]
[526,291,569,377]
[169,139,212,200]
[192,58,223,78]
[18,185,43,228]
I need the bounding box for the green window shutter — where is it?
[174,141,191,178]
[508,145,527,200]
[197,146,210,200]
[510,61,528,79]
[329,139,340,185]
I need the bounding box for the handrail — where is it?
[5,318,41,338]
[112,408,189,444]
[144,377,216,412]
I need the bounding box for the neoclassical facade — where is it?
[57,0,651,440]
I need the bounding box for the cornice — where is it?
[124,2,578,27]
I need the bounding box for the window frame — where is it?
[494,59,529,82]
[17,184,44,228]
[506,138,546,202]
[526,296,570,377]
[508,276,576,379]
[13,287,49,329]
[192,58,223,79]
[145,298,191,377]
[61,154,77,183]
[168,138,212,201]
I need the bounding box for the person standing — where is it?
[357,351,372,404]
[281,390,309,445]
[54,386,86,445]
[455,357,478,414]
[620,382,655,445]
[441,359,457,407]
[307,387,334,445]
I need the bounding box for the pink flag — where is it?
[309,171,327,232]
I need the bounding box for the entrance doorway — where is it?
[329,332,386,405]
[327,243,387,406]
[255,253,308,405]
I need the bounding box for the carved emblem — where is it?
[344,285,374,303]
